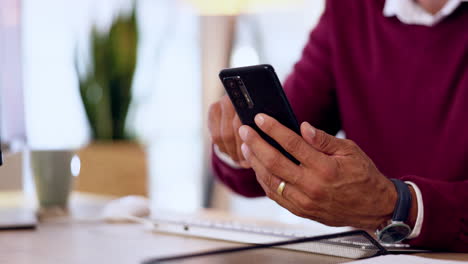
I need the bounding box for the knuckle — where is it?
[291,170,303,185]
[319,166,336,183]
[298,199,317,212]
[344,139,358,150]
[318,131,332,150]
[308,186,325,201]
[303,154,318,168]
[314,162,329,175]
[263,153,282,171]
[285,136,303,152]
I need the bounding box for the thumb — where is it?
[301,122,344,155]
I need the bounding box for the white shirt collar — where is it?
[383,0,468,26]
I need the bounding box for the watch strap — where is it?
[390,178,412,222]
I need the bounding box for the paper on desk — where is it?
[348,255,468,264]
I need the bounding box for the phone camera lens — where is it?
[236,99,246,108]
[232,89,241,98]
[227,80,236,89]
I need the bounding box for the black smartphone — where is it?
[219,64,300,164]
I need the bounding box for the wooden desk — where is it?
[0,192,467,264]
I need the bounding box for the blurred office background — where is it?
[0,0,326,225]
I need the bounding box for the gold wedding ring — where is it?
[276,181,286,196]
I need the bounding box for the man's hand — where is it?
[238,113,398,229]
[208,95,250,168]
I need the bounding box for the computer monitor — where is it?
[0,0,27,163]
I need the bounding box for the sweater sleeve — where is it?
[401,175,468,252]
[212,1,341,197]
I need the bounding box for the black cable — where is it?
[141,230,387,264]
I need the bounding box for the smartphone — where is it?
[219,64,300,164]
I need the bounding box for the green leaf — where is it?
[76,2,139,141]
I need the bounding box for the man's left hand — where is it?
[238,114,397,229]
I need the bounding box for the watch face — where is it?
[378,223,411,244]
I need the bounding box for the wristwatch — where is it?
[376,178,412,244]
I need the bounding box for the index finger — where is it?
[254,114,329,168]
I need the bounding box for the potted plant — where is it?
[74,6,148,197]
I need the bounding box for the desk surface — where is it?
[0,192,467,264]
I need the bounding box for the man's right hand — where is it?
[208,95,251,168]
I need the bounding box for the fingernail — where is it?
[255,114,265,127]
[304,122,316,138]
[241,143,250,159]
[239,126,248,141]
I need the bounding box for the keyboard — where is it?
[151,215,418,259]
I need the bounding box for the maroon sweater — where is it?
[212,0,468,252]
